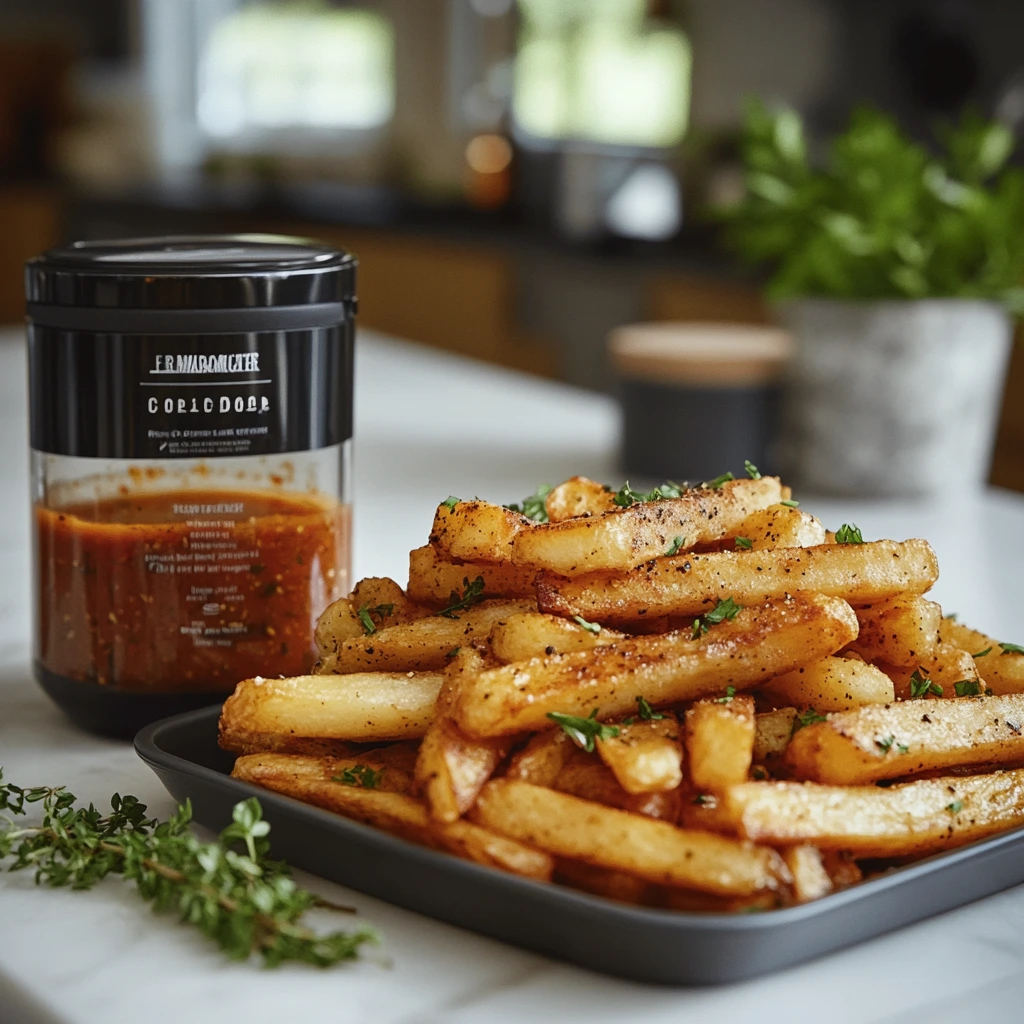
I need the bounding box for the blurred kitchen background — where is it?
[2,0,1023,492]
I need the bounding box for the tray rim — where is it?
[134,704,1024,933]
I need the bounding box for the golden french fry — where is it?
[429,500,527,563]
[219,672,443,751]
[939,618,1024,695]
[229,747,417,794]
[554,749,680,820]
[732,504,827,551]
[822,849,862,889]
[753,707,797,764]
[596,714,683,794]
[763,656,895,712]
[783,846,834,903]
[544,476,617,522]
[315,577,427,662]
[416,646,509,823]
[723,768,1024,857]
[474,779,789,897]
[505,729,575,786]
[553,858,649,904]
[785,694,1024,785]
[406,544,537,606]
[454,594,859,737]
[232,754,552,880]
[536,539,938,622]
[489,611,624,663]
[322,599,534,674]
[686,695,755,791]
[884,642,979,701]
[221,735,365,758]
[511,477,786,576]
[847,595,942,666]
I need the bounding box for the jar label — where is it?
[28,326,353,459]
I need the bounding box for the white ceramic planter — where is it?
[776,299,1013,497]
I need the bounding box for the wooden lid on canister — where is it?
[608,322,792,388]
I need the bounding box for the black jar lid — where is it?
[26,234,356,333]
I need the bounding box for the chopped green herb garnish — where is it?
[908,668,943,699]
[897,742,910,754]
[635,696,664,721]
[735,537,753,550]
[436,576,486,619]
[357,603,395,636]
[505,484,553,523]
[1001,643,1024,655]
[691,596,743,639]
[546,709,620,752]
[441,495,460,512]
[875,735,906,754]
[744,460,761,480]
[835,523,864,544]
[715,686,737,704]
[612,481,685,508]
[946,800,963,814]
[780,499,800,508]
[333,765,383,789]
[954,680,982,697]
[573,615,601,635]
[665,536,686,556]
[446,646,461,659]
[972,647,992,659]
[704,472,735,489]
[792,709,828,733]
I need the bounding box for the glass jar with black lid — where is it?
[26,235,356,737]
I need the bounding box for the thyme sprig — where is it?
[0,771,377,967]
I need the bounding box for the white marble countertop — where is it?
[2,326,1024,1024]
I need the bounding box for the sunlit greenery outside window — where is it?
[514,0,691,148]
[197,2,395,139]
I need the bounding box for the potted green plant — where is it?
[718,101,1024,496]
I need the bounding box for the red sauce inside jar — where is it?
[35,489,349,692]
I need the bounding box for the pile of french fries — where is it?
[220,474,1024,910]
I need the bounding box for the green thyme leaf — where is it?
[875,735,896,753]
[505,484,553,522]
[573,615,601,635]
[835,523,864,544]
[691,596,742,639]
[909,668,943,699]
[946,800,964,814]
[665,536,686,556]
[954,679,982,697]
[735,537,753,550]
[357,603,395,636]
[436,576,487,619]
[612,481,685,508]
[715,686,737,704]
[546,710,620,752]
[744,460,761,479]
[0,770,376,966]
[635,696,665,720]
[446,646,461,659]
[1001,643,1024,655]
[973,647,993,658]
[442,495,460,512]
[792,709,828,733]
[704,472,735,489]
[780,499,800,508]
[333,765,383,789]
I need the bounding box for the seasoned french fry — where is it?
[686,695,756,791]
[939,618,1024,695]
[229,746,417,793]
[322,599,534,674]
[505,729,574,786]
[785,694,1024,785]
[763,656,895,712]
[429,500,527,563]
[544,476,617,522]
[489,611,624,663]
[407,544,536,606]
[723,768,1024,857]
[221,734,365,758]
[315,577,428,661]
[233,754,553,880]
[753,707,797,764]
[885,643,980,701]
[416,646,510,823]
[597,715,683,794]
[554,750,680,820]
[474,779,789,897]
[454,594,859,737]
[732,504,827,551]
[783,846,834,903]
[511,477,786,576]
[219,672,443,751]
[536,539,938,622]
[847,595,942,666]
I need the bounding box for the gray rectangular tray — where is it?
[136,705,1024,985]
